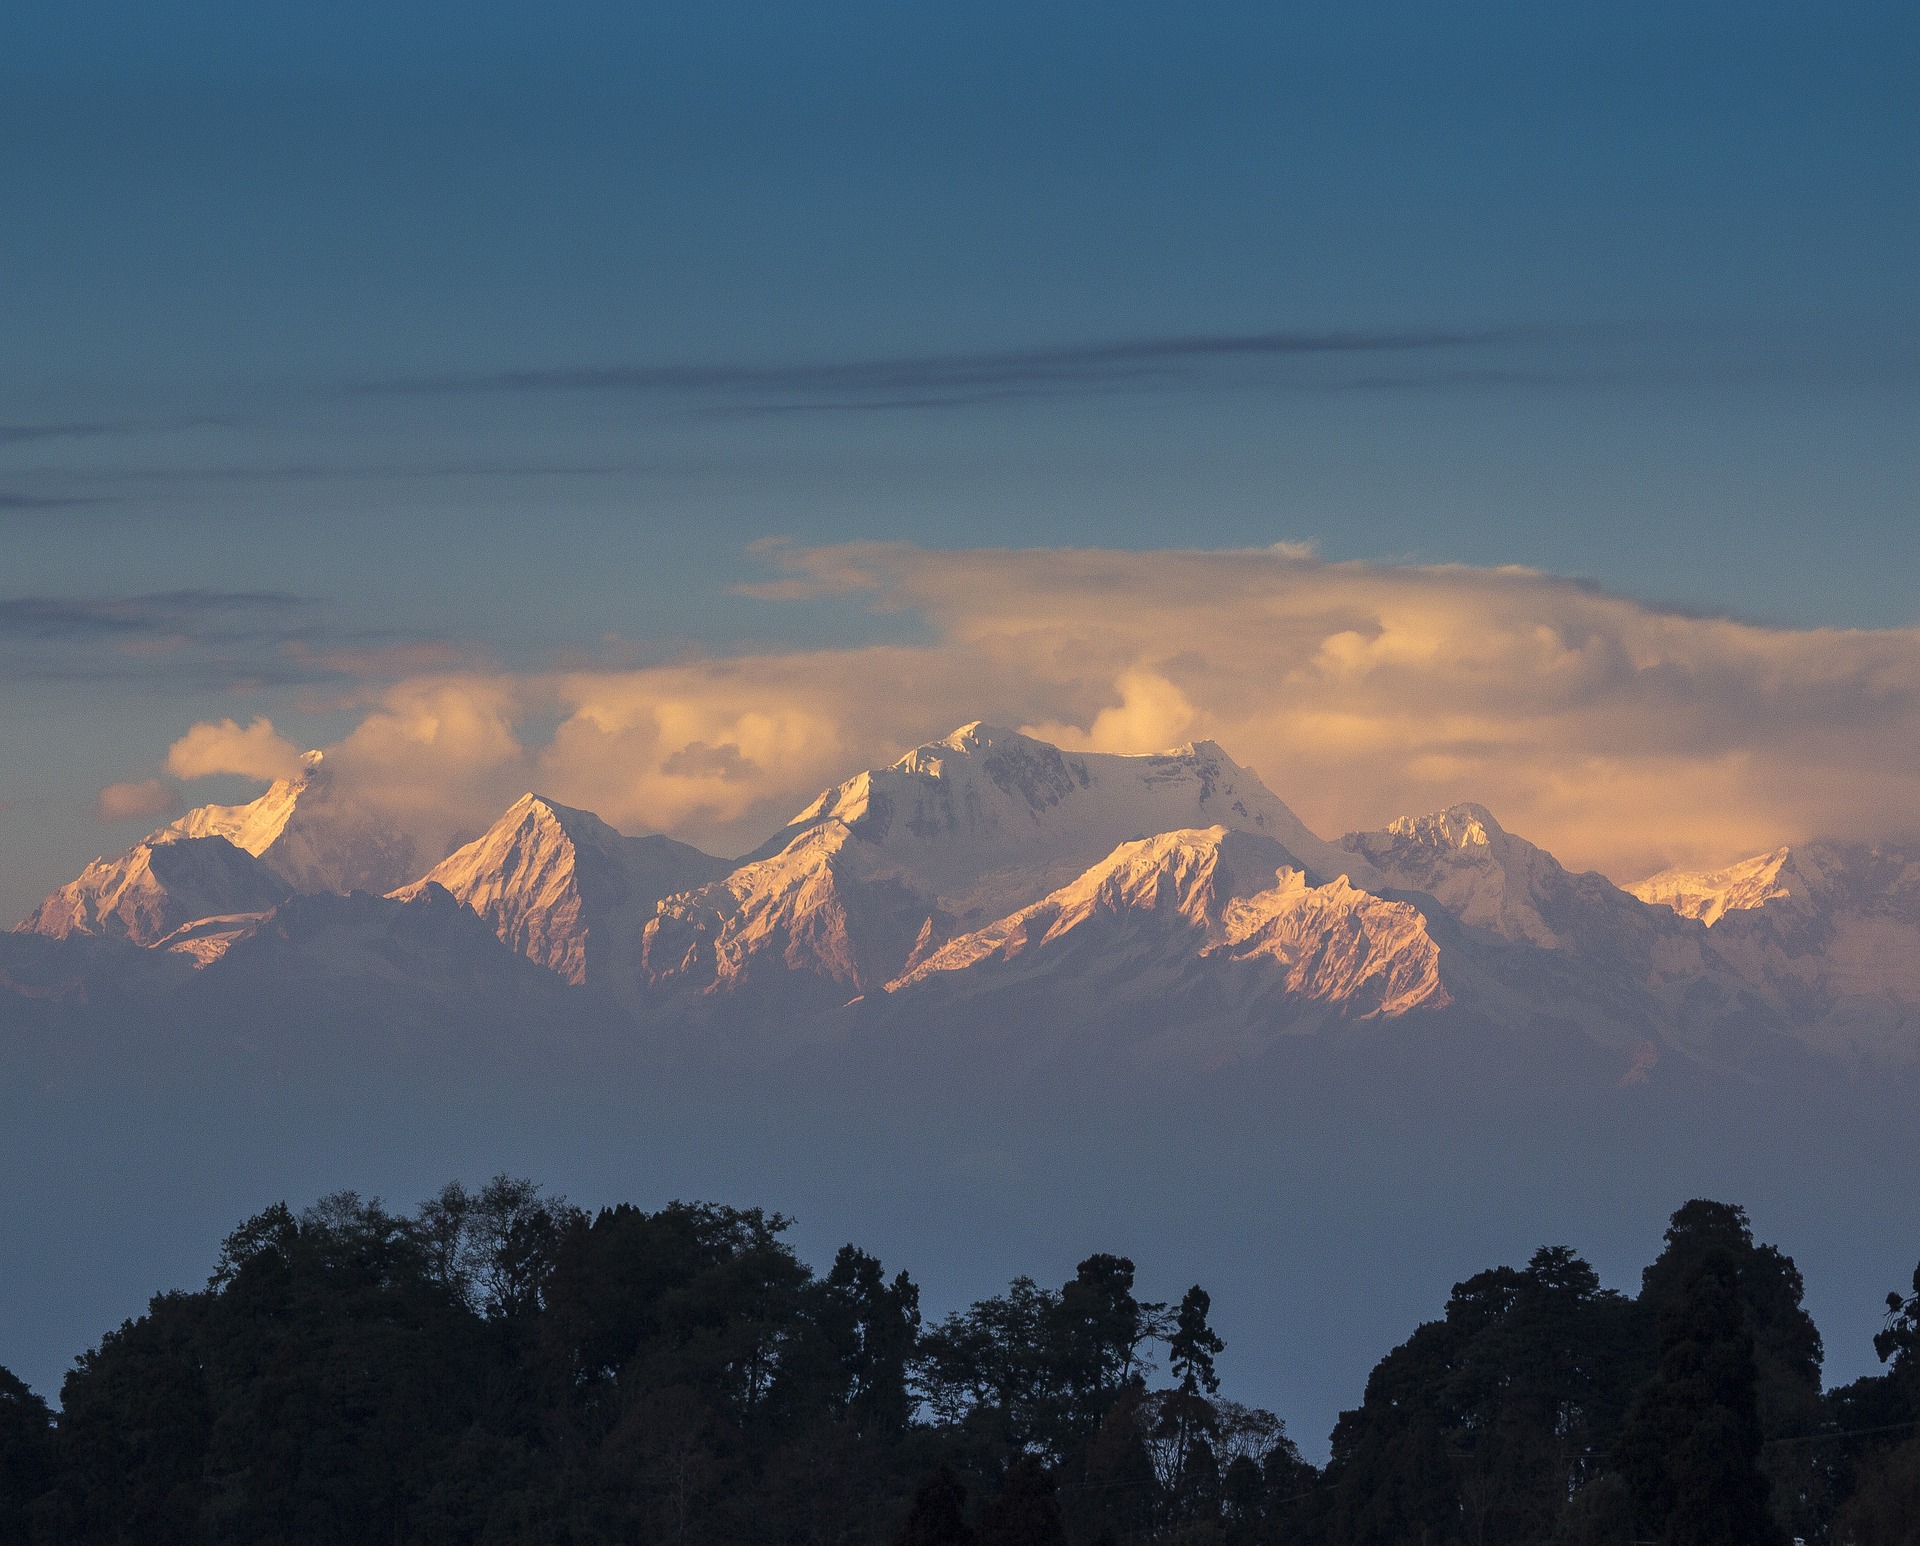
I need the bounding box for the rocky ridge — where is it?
[398,794,726,987]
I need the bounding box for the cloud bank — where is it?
[158,546,1920,882]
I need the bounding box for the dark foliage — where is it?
[1617,1250,1783,1545]
[3,1186,1918,1544]
[896,1467,974,1546]
[0,1369,53,1546]
[978,1455,1067,1546]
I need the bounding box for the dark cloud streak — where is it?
[0,491,104,509]
[365,327,1519,400]
[0,590,308,642]
[0,589,478,694]
[351,320,1920,414]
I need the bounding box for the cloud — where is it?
[130,545,1920,882]
[0,491,103,509]
[0,588,488,691]
[1025,667,1197,755]
[96,779,182,822]
[349,321,1920,416]
[363,327,1517,411]
[167,718,305,783]
[0,590,305,642]
[0,423,120,445]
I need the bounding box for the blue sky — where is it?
[2,0,1918,916]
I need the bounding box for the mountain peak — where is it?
[767,724,1370,924]
[157,753,414,895]
[409,794,726,986]
[1382,803,1505,852]
[1628,847,1795,925]
[500,792,621,842]
[1344,803,1641,950]
[17,834,290,946]
[925,720,1019,755]
[1627,840,1920,929]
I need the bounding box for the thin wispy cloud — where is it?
[364,327,1518,403]
[0,491,103,509]
[0,590,307,642]
[345,320,1919,416]
[0,589,484,691]
[0,423,126,447]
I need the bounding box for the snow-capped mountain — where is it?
[14,722,1920,1072]
[398,794,727,986]
[189,884,554,1000]
[641,819,943,1004]
[1341,803,1690,964]
[889,826,1449,1021]
[1630,847,1801,926]
[18,835,291,947]
[161,750,417,896]
[753,723,1373,922]
[4,878,550,1019]
[635,723,1378,1003]
[1632,841,1920,1050]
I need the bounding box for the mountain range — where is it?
[10,723,1920,1075]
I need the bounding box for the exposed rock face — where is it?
[642,822,945,1002]
[1343,803,1668,955]
[888,826,1448,1021]
[398,794,726,987]
[17,835,290,947]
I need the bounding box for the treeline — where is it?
[1,1186,1918,1545]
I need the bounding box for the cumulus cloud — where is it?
[166,717,305,783]
[148,546,1920,882]
[95,779,182,822]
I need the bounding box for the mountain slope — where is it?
[641,821,943,1004]
[1342,803,1674,956]
[1633,842,1920,1048]
[18,721,1920,1072]
[1629,847,1798,926]
[889,826,1449,1024]
[161,751,416,895]
[398,794,727,985]
[191,884,553,999]
[16,835,291,947]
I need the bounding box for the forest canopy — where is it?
[2,1183,1918,1546]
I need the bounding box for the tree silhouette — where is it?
[0,1366,53,1546]
[1617,1249,1785,1546]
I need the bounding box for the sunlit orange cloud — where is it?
[161,546,1920,880]
[166,717,305,783]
